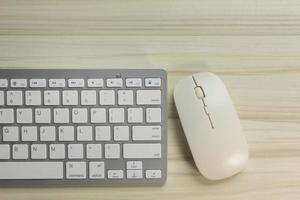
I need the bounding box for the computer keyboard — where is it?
[0,69,167,185]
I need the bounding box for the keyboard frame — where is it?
[0,69,167,185]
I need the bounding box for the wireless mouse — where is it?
[174,72,248,180]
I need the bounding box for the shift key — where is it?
[123,144,161,159]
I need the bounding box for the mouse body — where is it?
[174,72,248,180]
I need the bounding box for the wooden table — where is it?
[1,0,300,199]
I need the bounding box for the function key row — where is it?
[0,78,161,88]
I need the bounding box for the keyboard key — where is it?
[44,90,60,105]
[49,144,65,159]
[146,170,162,179]
[0,91,4,105]
[123,144,161,159]
[21,126,37,141]
[2,126,19,141]
[126,161,143,170]
[118,90,133,105]
[126,78,142,87]
[127,170,143,179]
[68,79,85,88]
[0,79,8,88]
[89,162,105,179]
[146,108,161,123]
[35,108,51,123]
[0,145,10,159]
[0,109,14,124]
[62,90,78,105]
[10,79,27,88]
[108,170,123,179]
[25,90,42,105]
[106,78,123,88]
[81,90,96,105]
[88,79,103,88]
[13,144,28,159]
[40,126,56,141]
[31,144,47,159]
[0,162,63,179]
[58,126,74,141]
[91,108,106,123]
[72,108,88,123]
[68,144,83,159]
[17,108,33,124]
[54,108,69,123]
[109,108,124,123]
[145,78,161,87]
[136,90,161,105]
[132,126,161,141]
[77,126,93,141]
[105,144,120,159]
[128,108,143,123]
[30,79,46,88]
[7,90,23,105]
[66,162,86,179]
[49,79,65,88]
[95,126,111,141]
[99,90,115,105]
[114,126,129,141]
[86,144,102,159]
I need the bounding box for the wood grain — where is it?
[0,0,300,199]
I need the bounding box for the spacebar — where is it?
[0,162,63,179]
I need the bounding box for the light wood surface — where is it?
[1,0,300,199]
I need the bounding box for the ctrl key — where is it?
[146,170,162,179]
[66,162,86,179]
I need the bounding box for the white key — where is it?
[128,108,143,123]
[106,78,123,87]
[95,126,111,141]
[118,90,133,105]
[89,162,105,179]
[127,161,143,170]
[31,144,47,159]
[145,78,161,87]
[88,79,103,87]
[108,170,123,179]
[68,79,84,88]
[58,126,74,141]
[21,126,37,141]
[13,144,28,159]
[86,144,102,159]
[132,126,161,141]
[30,79,46,88]
[137,90,161,105]
[7,90,23,105]
[146,170,162,179]
[126,78,142,87]
[40,126,56,141]
[91,108,106,123]
[17,108,32,123]
[0,79,8,88]
[25,90,41,105]
[72,108,87,123]
[0,109,14,123]
[109,108,124,123]
[146,108,161,123]
[54,108,69,123]
[44,90,60,105]
[0,91,4,105]
[0,145,10,159]
[3,126,19,141]
[114,126,129,141]
[123,144,161,158]
[49,144,65,159]
[49,79,65,88]
[77,126,93,141]
[10,79,27,88]
[81,90,96,105]
[66,162,86,179]
[68,144,83,159]
[0,162,63,179]
[62,90,78,105]
[99,90,115,105]
[35,108,51,123]
[127,170,143,179]
[105,144,120,159]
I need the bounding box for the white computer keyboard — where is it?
[0,69,167,185]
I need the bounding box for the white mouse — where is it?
[174,72,248,180]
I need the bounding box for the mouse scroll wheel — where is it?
[194,86,205,99]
